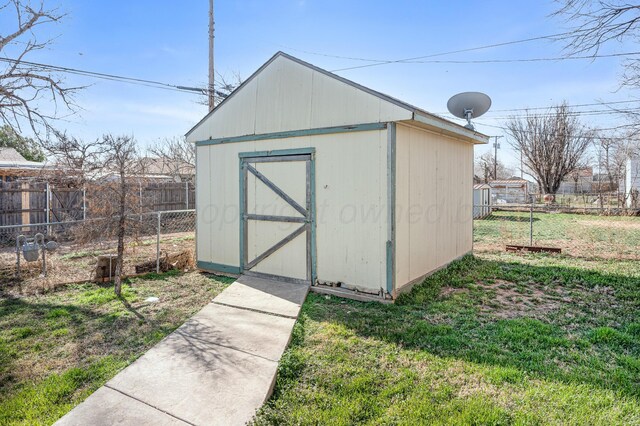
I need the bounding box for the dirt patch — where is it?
[464,279,619,323]
[474,279,570,320]
[440,287,468,298]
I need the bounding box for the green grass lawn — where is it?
[474,211,640,260]
[0,271,232,425]
[254,213,640,425]
[2,212,638,425]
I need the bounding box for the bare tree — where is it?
[474,152,514,183]
[554,1,640,87]
[198,71,243,107]
[44,133,145,296]
[43,131,105,186]
[147,136,195,183]
[505,103,592,196]
[1,1,79,138]
[100,135,144,295]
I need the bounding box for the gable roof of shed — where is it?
[186,52,488,144]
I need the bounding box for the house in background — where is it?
[0,148,47,183]
[489,178,533,203]
[187,52,488,299]
[139,157,195,182]
[558,167,593,194]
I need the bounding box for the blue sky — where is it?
[1,1,636,168]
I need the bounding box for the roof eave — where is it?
[409,112,490,144]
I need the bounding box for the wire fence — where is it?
[473,204,640,260]
[3,202,638,293]
[0,209,195,293]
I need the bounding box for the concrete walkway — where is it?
[55,275,309,426]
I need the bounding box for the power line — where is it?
[474,121,638,140]
[433,100,640,117]
[440,107,640,121]
[0,57,207,94]
[276,45,390,63]
[481,99,638,113]
[285,23,636,67]
[326,29,608,72]
[305,30,575,71]
[332,51,640,71]
[405,51,639,64]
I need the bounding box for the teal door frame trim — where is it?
[196,123,387,146]
[238,147,316,284]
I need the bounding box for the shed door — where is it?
[241,154,313,283]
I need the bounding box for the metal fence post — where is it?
[185,181,189,209]
[45,182,50,235]
[530,197,534,246]
[156,211,161,273]
[82,187,87,220]
[15,236,21,278]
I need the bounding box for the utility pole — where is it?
[493,136,503,180]
[208,0,215,111]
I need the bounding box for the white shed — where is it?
[473,183,492,218]
[186,52,489,299]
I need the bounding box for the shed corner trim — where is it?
[386,121,396,296]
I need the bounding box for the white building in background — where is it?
[488,178,533,203]
[473,184,492,218]
[626,155,640,208]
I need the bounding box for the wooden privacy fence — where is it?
[0,181,195,227]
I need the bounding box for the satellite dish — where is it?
[447,92,492,131]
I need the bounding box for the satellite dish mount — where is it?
[447,92,492,131]
[462,108,475,129]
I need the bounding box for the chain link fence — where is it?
[0,209,195,293]
[473,203,640,260]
